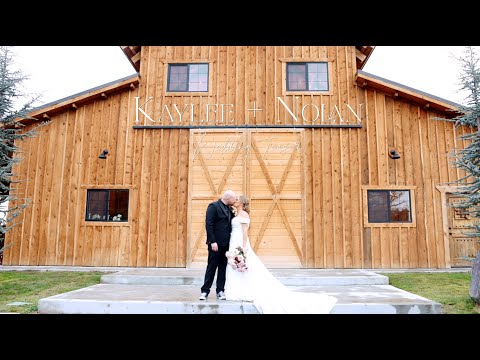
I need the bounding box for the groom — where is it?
[199,190,236,301]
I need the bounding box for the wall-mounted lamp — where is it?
[389,149,400,160]
[99,149,109,159]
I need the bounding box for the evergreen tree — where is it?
[443,46,480,303]
[0,46,46,255]
[446,46,480,237]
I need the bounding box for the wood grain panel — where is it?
[3,46,472,270]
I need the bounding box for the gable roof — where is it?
[120,46,376,73]
[121,46,141,72]
[355,46,375,69]
[356,70,461,115]
[24,48,460,124]
[23,74,139,124]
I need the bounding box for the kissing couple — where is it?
[199,190,337,314]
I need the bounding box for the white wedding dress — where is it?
[224,216,338,314]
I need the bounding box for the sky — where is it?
[10,46,478,108]
[362,46,474,106]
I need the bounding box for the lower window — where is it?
[363,186,416,227]
[368,190,412,223]
[86,189,129,222]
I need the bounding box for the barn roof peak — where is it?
[120,46,375,73]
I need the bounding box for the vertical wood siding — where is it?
[3,46,467,268]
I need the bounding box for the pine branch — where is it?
[439,46,480,240]
[0,46,47,254]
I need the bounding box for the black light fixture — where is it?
[389,149,400,160]
[99,149,109,159]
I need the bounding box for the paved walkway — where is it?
[1,265,469,314]
[18,266,447,314]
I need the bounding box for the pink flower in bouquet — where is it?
[226,246,248,272]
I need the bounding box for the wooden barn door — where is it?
[188,130,247,268]
[187,129,304,268]
[448,195,480,267]
[248,130,304,268]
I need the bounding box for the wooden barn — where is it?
[3,45,479,269]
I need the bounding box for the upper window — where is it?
[86,189,129,222]
[167,63,209,92]
[287,62,328,91]
[367,190,412,223]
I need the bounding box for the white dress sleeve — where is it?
[237,217,250,227]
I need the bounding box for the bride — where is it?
[224,195,338,314]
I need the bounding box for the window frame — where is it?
[82,185,134,226]
[362,185,416,228]
[164,60,214,96]
[280,57,334,96]
[286,62,329,92]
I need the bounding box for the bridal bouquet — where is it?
[226,246,248,272]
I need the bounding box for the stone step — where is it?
[37,283,441,314]
[100,268,389,286]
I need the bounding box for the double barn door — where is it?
[187,129,305,268]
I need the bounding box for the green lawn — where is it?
[380,272,479,314]
[0,271,103,314]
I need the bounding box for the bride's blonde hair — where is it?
[239,195,250,214]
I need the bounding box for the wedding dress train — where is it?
[224,216,338,314]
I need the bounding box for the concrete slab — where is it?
[38,284,257,314]
[292,285,442,314]
[37,283,442,314]
[101,268,389,286]
[1,266,443,314]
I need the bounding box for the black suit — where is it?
[200,199,234,295]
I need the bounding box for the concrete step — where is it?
[37,283,441,314]
[100,268,389,286]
